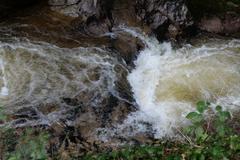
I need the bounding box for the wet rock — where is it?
[136,0,193,40]
[37,103,59,115]
[112,31,144,64]
[11,119,28,126]
[74,109,100,139]
[223,14,240,34]
[51,121,66,136]
[14,107,39,120]
[48,0,79,6]
[48,0,143,37]
[110,102,135,125]
[111,0,139,26]
[77,17,112,35]
[114,64,135,102]
[62,98,81,106]
[131,133,154,145]
[186,0,240,37]
[49,0,101,18]
[199,13,240,35]
[199,16,223,33]
[87,67,101,81]
[49,0,115,35]
[168,24,180,40]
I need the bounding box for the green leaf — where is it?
[0,114,7,121]
[199,154,205,160]
[195,126,204,139]
[216,125,225,137]
[186,112,203,123]
[220,111,231,121]
[196,101,209,113]
[183,126,194,135]
[216,105,222,112]
[211,146,224,158]
[167,155,181,160]
[201,133,208,141]
[8,156,18,160]
[0,107,7,121]
[230,135,240,151]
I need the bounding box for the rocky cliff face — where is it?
[49,0,109,18]
[48,0,240,39]
[49,0,113,34]
[1,0,240,38]
[48,0,193,40]
[136,0,193,40]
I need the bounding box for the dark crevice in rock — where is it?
[0,0,48,20]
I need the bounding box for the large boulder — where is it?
[136,0,193,40]
[49,0,102,18]
[111,31,144,65]
[48,0,193,40]
[199,14,240,35]
[186,0,240,37]
[49,0,115,35]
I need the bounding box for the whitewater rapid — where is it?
[0,38,129,126]
[1,26,240,139]
[125,29,240,138]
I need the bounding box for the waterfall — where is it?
[125,28,240,137]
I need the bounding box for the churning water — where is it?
[0,38,128,126]
[0,26,240,139]
[126,29,240,138]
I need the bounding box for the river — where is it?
[0,24,240,139]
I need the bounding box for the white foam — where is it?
[1,87,8,96]
[0,39,130,126]
[0,59,9,96]
[126,29,240,138]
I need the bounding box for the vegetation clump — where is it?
[83,101,240,160]
[0,102,240,160]
[0,107,49,160]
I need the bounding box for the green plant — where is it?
[7,129,49,160]
[182,101,240,159]
[0,107,7,121]
[82,145,165,160]
[0,107,49,160]
[183,101,211,143]
[83,101,240,160]
[1,102,240,160]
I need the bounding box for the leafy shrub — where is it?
[182,101,240,159]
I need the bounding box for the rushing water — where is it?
[0,37,129,126]
[126,29,240,138]
[0,25,240,138]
